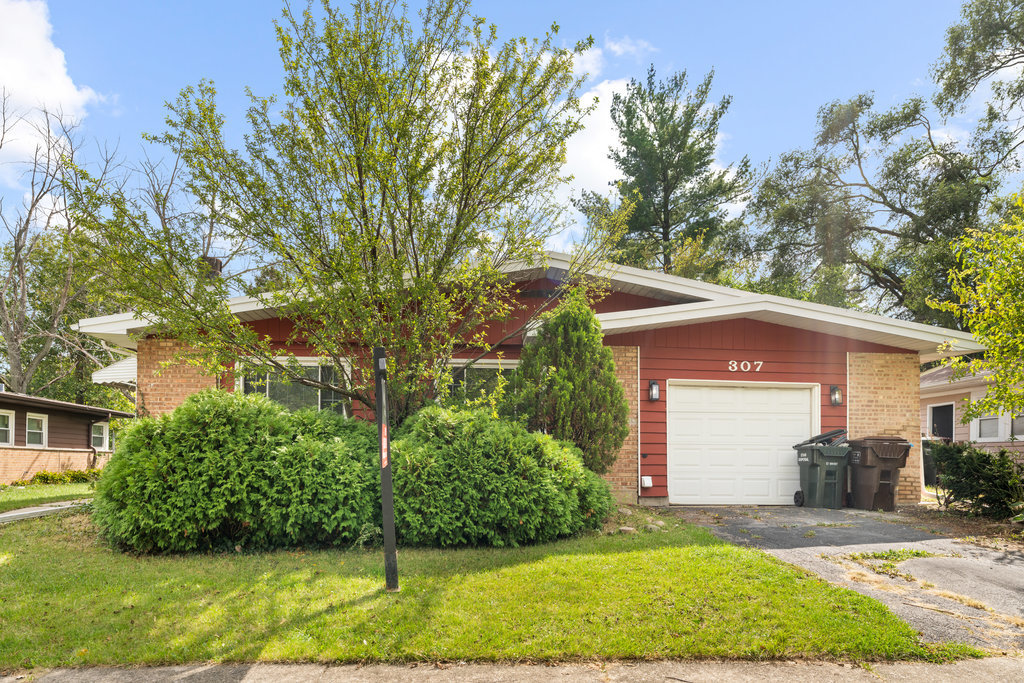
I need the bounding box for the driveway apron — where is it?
[675,506,1024,651]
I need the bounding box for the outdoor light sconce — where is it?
[830,385,844,407]
[648,379,660,402]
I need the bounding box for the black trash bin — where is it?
[847,437,912,511]
[793,429,850,509]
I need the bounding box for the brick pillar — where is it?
[136,338,218,417]
[603,345,640,504]
[847,352,922,507]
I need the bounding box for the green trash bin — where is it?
[847,437,912,511]
[793,429,851,509]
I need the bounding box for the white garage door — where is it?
[666,382,817,505]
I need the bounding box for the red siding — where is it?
[604,318,911,498]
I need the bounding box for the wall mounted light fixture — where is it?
[830,385,843,407]
[648,379,660,402]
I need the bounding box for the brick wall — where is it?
[603,345,639,504]
[847,352,922,506]
[136,338,218,417]
[0,448,110,484]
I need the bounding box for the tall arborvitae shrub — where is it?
[505,288,629,473]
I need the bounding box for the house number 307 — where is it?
[728,360,763,372]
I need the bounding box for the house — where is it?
[920,365,1024,458]
[0,391,134,484]
[75,252,982,507]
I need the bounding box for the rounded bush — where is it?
[392,405,613,547]
[93,390,379,552]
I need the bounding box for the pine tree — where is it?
[505,289,629,473]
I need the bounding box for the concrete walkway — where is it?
[674,506,1024,651]
[7,658,1023,682]
[0,500,87,524]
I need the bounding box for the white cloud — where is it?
[0,0,99,189]
[573,47,604,81]
[603,34,657,61]
[548,78,630,250]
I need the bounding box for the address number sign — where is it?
[728,360,763,372]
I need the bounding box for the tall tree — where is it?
[74,0,613,424]
[745,93,1000,324]
[0,91,128,404]
[609,66,751,277]
[938,194,1024,419]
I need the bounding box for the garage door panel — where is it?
[667,382,815,505]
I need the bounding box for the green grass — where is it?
[0,510,978,668]
[0,483,94,514]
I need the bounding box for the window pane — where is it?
[267,367,319,411]
[0,414,9,444]
[27,417,42,431]
[978,416,999,439]
[91,424,106,448]
[242,374,267,395]
[1013,415,1024,437]
[319,366,349,415]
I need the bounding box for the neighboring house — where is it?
[0,391,134,484]
[920,365,1024,458]
[76,252,983,507]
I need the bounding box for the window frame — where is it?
[25,412,48,448]
[235,357,351,416]
[0,409,14,446]
[91,422,110,451]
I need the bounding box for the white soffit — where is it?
[596,296,984,362]
[92,356,137,386]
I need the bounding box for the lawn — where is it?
[0,509,973,669]
[0,483,94,514]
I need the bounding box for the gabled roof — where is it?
[0,391,134,419]
[920,364,992,395]
[596,295,983,363]
[75,250,983,361]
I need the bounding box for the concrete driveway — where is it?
[673,506,1024,652]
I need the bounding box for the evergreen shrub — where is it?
[392,404,613,547]
[504,288,629,473]
[93,390,379,552]
[932,441,1024,519]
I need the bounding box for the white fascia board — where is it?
[504,251,749,302]
[596,296,984,361]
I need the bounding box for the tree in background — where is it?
[503,289,628,474]
[73,0,618,424]
[608,66,751,278]
[938,195,1024,420]
[744,93,1000,325]
[0,91,131,408]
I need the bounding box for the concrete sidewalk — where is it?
[6,658,1023,682]
[0,500,87,524]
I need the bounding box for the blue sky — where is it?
[1,0,969,237]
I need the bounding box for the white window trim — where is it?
[448,357,520,371]
[235,357,352,415]
[91,422,110,451]
[0,409,14,446]
[925,402,955,440]
[969,389,1006,442]
[25,412,48,448]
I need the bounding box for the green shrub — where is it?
[20,469,101,485]
[503,288,629,473]
[93,390,379,553]
[392,405,613,547]
[932,442,1024,519]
